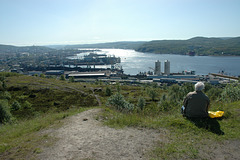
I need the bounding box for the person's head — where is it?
[195,82,205,91]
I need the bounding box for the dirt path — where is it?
[90,87,102,106]
[38,109,166,160]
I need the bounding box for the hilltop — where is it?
[0,73,240,159]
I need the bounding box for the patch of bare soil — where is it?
[36,108,240,160]
[37,109,166,160]
[199,139,240,160]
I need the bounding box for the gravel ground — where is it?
[37,108,166,160]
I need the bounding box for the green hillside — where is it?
[0,73,240,159]
[135,37,240,56]
[62,41,146,50]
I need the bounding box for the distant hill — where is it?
[0,44,55,54]
[61,41,146,50]
[135,37,240,56]
[1,37,240,56]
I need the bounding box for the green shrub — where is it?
[105,86,112,96]
[60,74,65,81]
[0,77,7,91]
[203,83,213,93]
[168,84,182,101]
[221,83,240,102]
[107,93,125,110]
[123,102,134,111]
[69,76,75,82]
[40,73,45,78]
[11,100,21,111]
[152,82,158,88]
[0,91,12,100]
[107,93,134,112]
[168,83,193,105]
[0,100,13,124]
[2,81,7,90]
[158,94,172,112]
[137,97,146,110]
[206,87,223,100]
[181,83,194,94]
[147,88,158,101]
[22,101,32,109]
[95,79,102,85]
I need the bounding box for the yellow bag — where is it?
[208,111,224,118]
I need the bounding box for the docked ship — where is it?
[65,53,121,65]
[187,51,196,56]
[82,53,121,65]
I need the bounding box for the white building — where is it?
[155,60,161,75]
[164,60,170,75]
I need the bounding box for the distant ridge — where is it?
[1,37,240,56]
[0,44,55,54]
[135,37,240,56]
[61,41,146,50]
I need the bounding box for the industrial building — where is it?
[153,59,170,75]
[154,60,161,75]
[148,74,199,80]
[45,70,64,75]
[148,59,202,84]
[67,72,106,79]
[164,60,170,75]
[65,70,122,79]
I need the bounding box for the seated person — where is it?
[182,82,210,118]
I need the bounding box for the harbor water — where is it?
[77,49,240,76]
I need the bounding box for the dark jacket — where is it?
[183,91,210,118]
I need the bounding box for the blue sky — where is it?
[0,0,239,46]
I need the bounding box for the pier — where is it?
[210,73,239,80]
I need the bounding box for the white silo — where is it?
[164,60,170,75]
[155,60,161,75]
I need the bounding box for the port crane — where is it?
[148,67,154,71]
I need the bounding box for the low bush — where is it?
[0,91,12,100]
[69,76,75,82]
[105,86,112,96]
[11,100,21,111]
[137,97,146,110]
[221,83,240,102]
[107,93,134,112]
[147,88,158,101]
[0,100,13,124]
[206,87,223,100]
[22,101,32,109]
